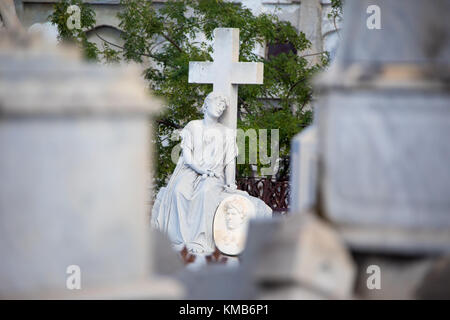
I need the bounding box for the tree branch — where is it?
[161,33,184,53]
[238,96,253,116]
[298,51,327,59]
[286,77,306,100]
[95,32,123,51]
[157,118,181,129]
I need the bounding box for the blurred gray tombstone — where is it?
[242,213,356,299]
[0,36,183,298]
[315,0,450,253]
[179,265,257,300]
[290,125,318,213]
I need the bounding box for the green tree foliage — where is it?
[49,0,328,189]
[48,0,98,60]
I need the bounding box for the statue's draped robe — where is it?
[151,120,271,253]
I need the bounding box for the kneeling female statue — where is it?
[151,92,272,254]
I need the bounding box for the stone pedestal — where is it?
[242,213,356,299]
[315,0,450,254]
[0,36,181,298]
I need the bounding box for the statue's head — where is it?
[201,92,229,119]
[224,201,246,230]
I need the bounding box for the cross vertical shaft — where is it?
[189,28,263,130]
[188,28,264,181]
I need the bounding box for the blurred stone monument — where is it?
[0,33,183,298]
[290,125,318,213]
[242,213,356,299]
[293,0,450,254]
[286,0,450,299]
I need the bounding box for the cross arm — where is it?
[231,62,264,84]
[188,62,215,84]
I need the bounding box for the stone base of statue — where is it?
[152,182,271,255]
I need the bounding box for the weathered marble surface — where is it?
[321,90,450,230]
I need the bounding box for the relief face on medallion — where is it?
[213,195,256,256]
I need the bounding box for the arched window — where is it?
[267,41,297,59]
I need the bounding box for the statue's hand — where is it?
[199,169,217,179]
[224,183,238,193]
[209,170,223,178]
[224,183,249,196]
[203,169,221,178]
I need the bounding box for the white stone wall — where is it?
[320,0,342,60]
[18,0,340,61]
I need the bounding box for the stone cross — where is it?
[188,28,264,131]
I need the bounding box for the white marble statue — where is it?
[151,92,272,254]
